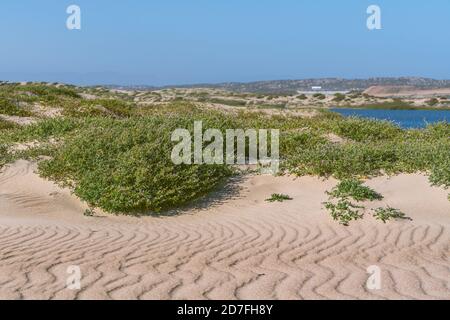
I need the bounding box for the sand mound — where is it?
[0,161,449,300]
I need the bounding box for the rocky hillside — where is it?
[109,77,450,95]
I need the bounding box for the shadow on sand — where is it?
[133,174,249,218]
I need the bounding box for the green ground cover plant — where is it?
[256,103,286,109]
[341,99,450,110]
[327,179,383,201]
[0,118,17,130]
[372,207,409,223]
[0,144,11,169]
[323,180,382,226]
[199,97,247,107]
[0,96,33,116]
[333,93,346,102]
[426,98,439,106]
[323,199,364,226]
[313,93,326,100]
[67,99,136,117]
[37,116,234,214]
[266,194,293,202]
[323,178,411,225]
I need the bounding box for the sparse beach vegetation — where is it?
[327,179,383,201]
[372,207,410,223]
[324,198,364,226]
[0,83,449,215]
[266,193,293,202]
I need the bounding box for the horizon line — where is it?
[2,75,450,89]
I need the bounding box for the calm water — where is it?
[331,108,450,129]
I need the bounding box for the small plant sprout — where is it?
[266,193,293,203]
[83,208,95,217]
[372,207,410,223]
[323,199,364,226]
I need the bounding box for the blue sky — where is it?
[0,0,449,85]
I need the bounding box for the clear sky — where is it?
[0,0,449,85]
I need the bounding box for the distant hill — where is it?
[114,77,450,94]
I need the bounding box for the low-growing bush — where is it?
[327,179,383,201]
[372,207,409,223]
[38,117,234,214]
[0,144,11,169]
[345,100,416,110]
[0,96,32,116]
[313,93,326,100]
[200,98,247,107]
[323,199,364,226]
[333,93,346,102]
[65,99,135,117]
[17,84,80,100]
[330,117,403,142]
[324,178,384,226]
[0,118,17,130]
[426,98,439,106]
[0,118,79,144]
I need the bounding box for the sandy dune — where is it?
[364,85,450,97]
[0,160,449,300]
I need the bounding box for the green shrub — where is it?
[0,144,11,169]
[257,103,286,109]
[327,179,383,201]
[1,118,79,143]
[201,98,247,107]
[0,96,32,116]
[313,93,326,100]
[0,118,17,130]
[330,117,402,142]
[283,142,399,178]
[65,99,135,117]
[323,178,384,226]
[16,84,80,100]
[323,199,364,226]
[426,98,439,106]
[38,117,234,214]
[345,100,417,110]
[429,155,450,188]
[333,93,346,102]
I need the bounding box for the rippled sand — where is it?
[0,160,449,300]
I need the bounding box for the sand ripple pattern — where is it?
[0,161,449,300]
